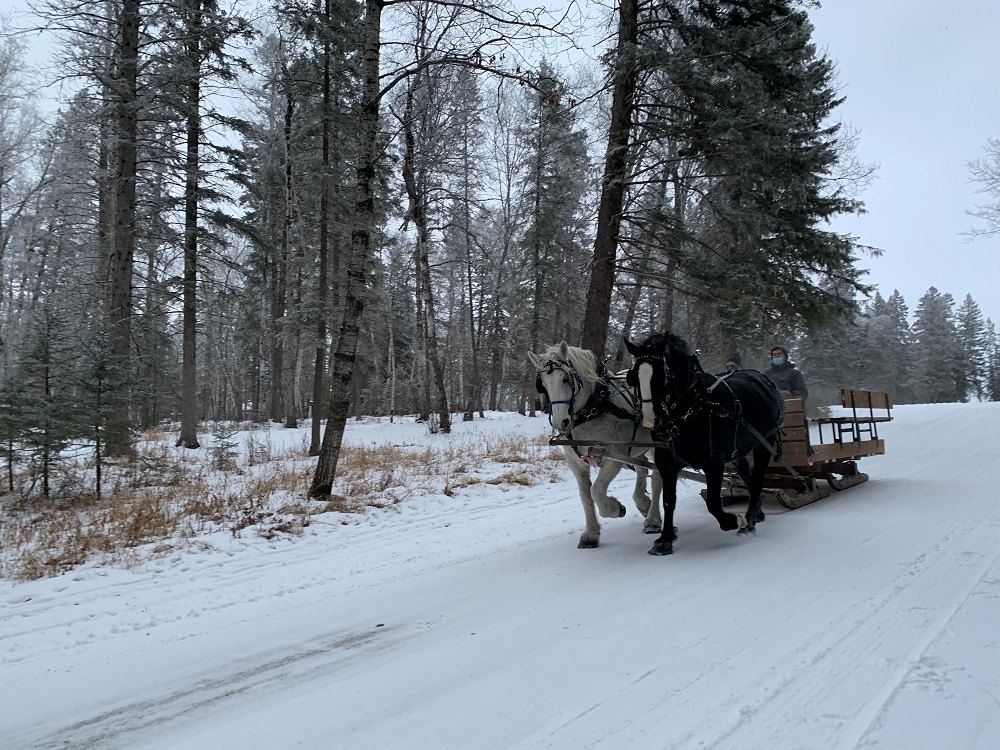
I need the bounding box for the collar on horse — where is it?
[647,352,706,439]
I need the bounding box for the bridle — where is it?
[537,359,636,432]
[536,360,584,427]
[628,351,705,438]
[628,356,662,410]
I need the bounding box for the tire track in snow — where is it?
[1,478,582,661]
[682,513,1000,750]
[833,535,1000,750]
[25,623,413,750]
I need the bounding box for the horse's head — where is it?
[528,341,599,434]
[625,332,700,430]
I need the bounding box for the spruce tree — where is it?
[866,290,913,401]
[910,287,961,404]
[17,305,82,498]
[985,319,1000,402]
[583,0,872,352]
[75,324,131,500]
[0,375,28,493]
[955,294,988,401]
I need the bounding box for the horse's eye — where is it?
[563,376,570,384]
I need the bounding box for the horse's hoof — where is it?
[719,514,740,532]
[577,539,599,549]
[617,502,627,518]
[648,541,673,556]
[643,524,662,535]
[737,525,757,536]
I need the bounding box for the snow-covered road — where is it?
[3,403,1000,749]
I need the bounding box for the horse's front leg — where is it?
[640,449,663,534]
[563,449,602,548]
[632,464,652,516]
[703,461,746,532]
[649,452,679,555]
[591,461,628,519]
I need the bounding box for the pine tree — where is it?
[910,287,961,404]
[955,294,988,401]
[518,64,592,376]
[18,305,83,498]
[582,0,872,354]
[0,375,28,493]
[865,290,913,401]
[74,323,131,499]
[985,319,1000,402]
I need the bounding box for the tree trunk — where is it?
[105,0,141,456]
[178,0,202,449]
[579,0,638,359]
[309,0,384,498]
[310,9,332,455]
[401,84,450,434]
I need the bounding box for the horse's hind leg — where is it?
[743,444,772,531]
[733,455,765,526]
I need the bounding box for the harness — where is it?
[537,360,638,430]
[644,360,784,465]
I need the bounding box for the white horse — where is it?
[529,341,664,548]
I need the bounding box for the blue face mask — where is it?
[772,356,785,366]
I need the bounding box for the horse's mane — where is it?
[636,331,694,359]
[539,343,601,387]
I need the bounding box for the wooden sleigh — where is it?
[718,388,893,509]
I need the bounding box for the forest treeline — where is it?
[1,0,998,498]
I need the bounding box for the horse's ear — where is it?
[558,341,569,360]
[528,352,542,368]
[624,338,640,357]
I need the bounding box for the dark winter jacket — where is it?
[766,361,808,400]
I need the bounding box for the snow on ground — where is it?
[2,403,1000,749]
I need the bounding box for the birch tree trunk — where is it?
[309,0,384,498]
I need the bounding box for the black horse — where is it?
[625,332,784,556]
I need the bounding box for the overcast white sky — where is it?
[807,0,1000,324]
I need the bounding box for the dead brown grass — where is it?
[0,422,562,581]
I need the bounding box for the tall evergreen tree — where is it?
[985,319,1000,402]
[910,287,960,403]
[955,294,988,401]
[18,304,82,497]
[584,0,872,354]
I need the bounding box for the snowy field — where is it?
[2,402,1000,749]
